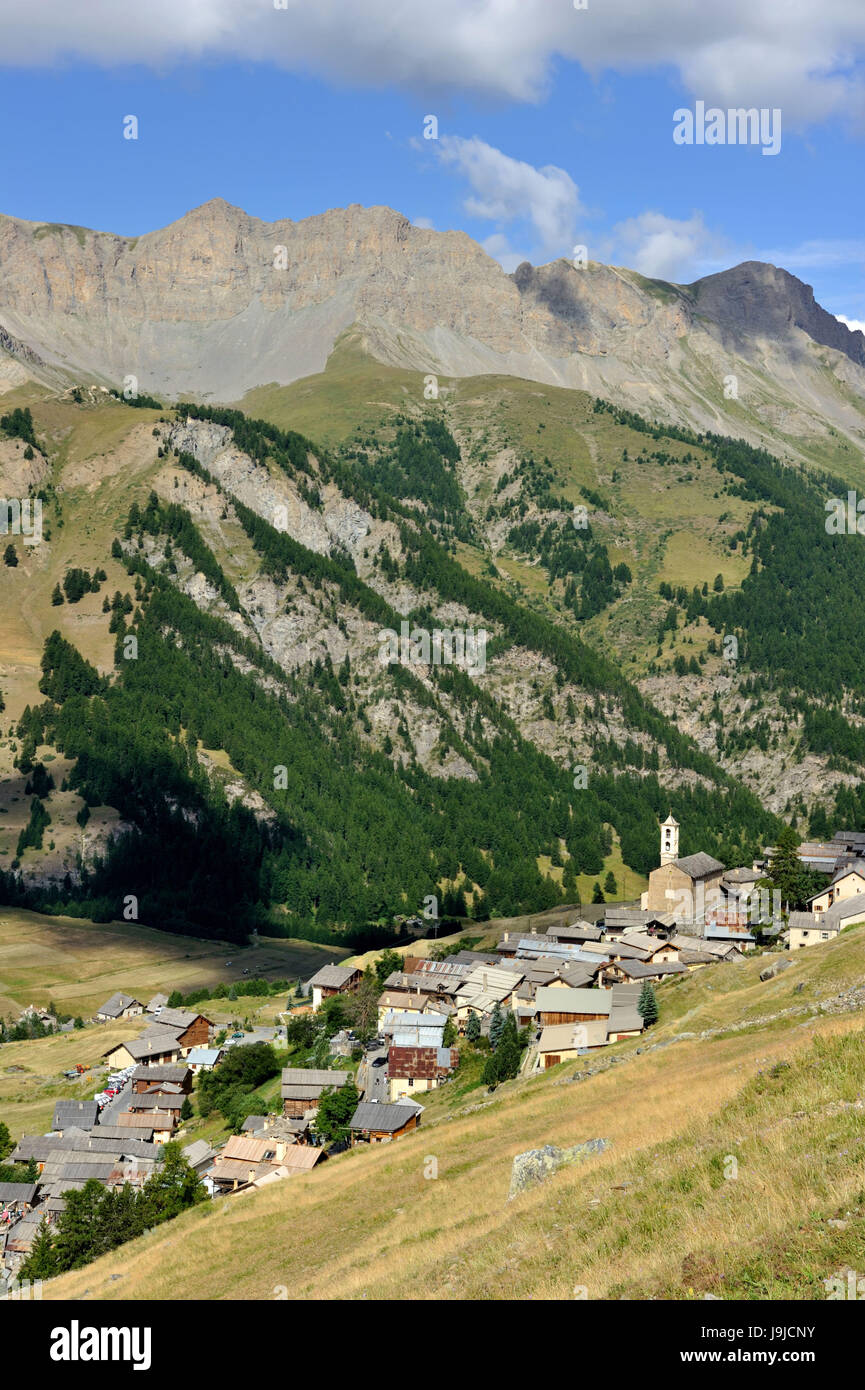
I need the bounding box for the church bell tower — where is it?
[660,813,679,866]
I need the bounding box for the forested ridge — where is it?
[0,397,802,943]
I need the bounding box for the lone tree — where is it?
[592,881,605,903]
[314,1078,360,1144]
[489,1000,505,1049]
[3,543,17,567]
[637,981,659,1027]
[603,870,617,897]
[465,1009,481,1043]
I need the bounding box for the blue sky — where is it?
[1,0,864,322]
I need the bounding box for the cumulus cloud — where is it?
[437,135,581,260]
[837,313,865,334]
[611,210,729,283]
[2,0,865,123]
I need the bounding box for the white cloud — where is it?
[480,232,529,274]
[412,216,435,230]
[753,239,865,270]
[837,314,865,335]
[2,0,865,124]
[611,210,729,283]
[437,135,581,259]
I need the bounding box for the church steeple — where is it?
[660,812,679,866]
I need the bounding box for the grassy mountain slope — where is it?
[42,923,865,1301]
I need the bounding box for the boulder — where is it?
[507,1140,609,1200]
[760,957,793,982]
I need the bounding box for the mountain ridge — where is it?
[1,200,864,469]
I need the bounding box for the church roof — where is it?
[662,813,679,825]
[672,852,725,880]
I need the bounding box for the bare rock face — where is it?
[690,262,865,367]
[1,200,864,452]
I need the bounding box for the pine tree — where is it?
[592,881,605,903]
[465,1009,480,1043]
[3,543,17,567]
[489,1001,505,1049]
[20,1217,58,1281]
[603,870,617,896]
[637,981,658,1026]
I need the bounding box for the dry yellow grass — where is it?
[0,907,346,1020]
[40,928,865,1302]
[0,1017,141,1136]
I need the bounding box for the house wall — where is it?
[539,1010,607,1026]
[813,872,865,914]
[176,1018,210,1052]
[646,865,724,915]
[790,925,838,951]
[283,1097,319,1118]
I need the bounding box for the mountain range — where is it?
[1,199,864,940]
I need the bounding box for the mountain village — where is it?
[2,814,861,1292]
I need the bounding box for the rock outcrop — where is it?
[507,1139,610,1199]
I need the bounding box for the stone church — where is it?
[642,815,726,919]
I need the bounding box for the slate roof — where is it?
[604,958,686,979]
[545,921,605,942]
[307,964,360,989]
[52,1100,99,1131]
[153,1007,207,1031]
[127,1092,185,1111]
[87,1123,155,1142]
[820,893,865,929]
[672,852,725,880]
[455,965,524,1011]
[349,1101,422,1132]
[607,1005,645,1034]
[96,991,140,1017]
[130,1064,190,1085]
[0,1182,37,1204]
[535,986,612,1015]
[115,1112,170,1131]
[146,993,169,1012]
[280,1068,350,1100]
[106,1028,183,1061]
[182,1139,215,1169]
[787,911,816,929]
